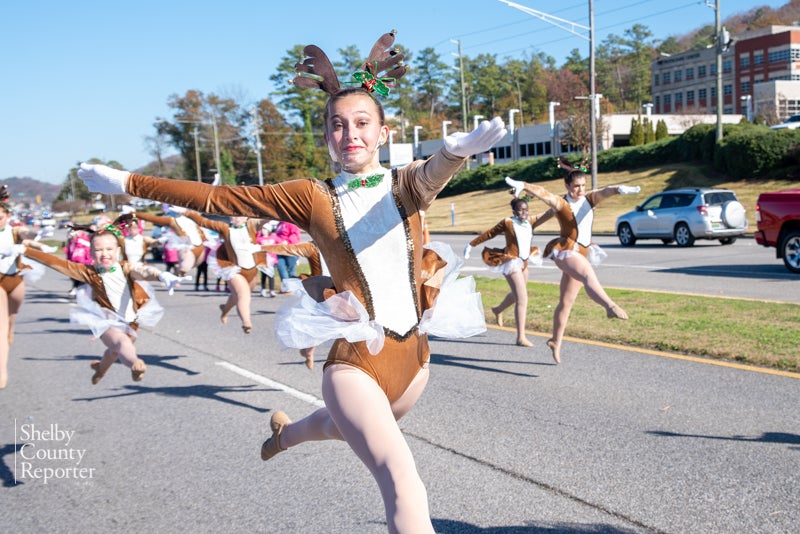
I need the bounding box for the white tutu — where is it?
[487,256,524,276]
[70,283,164,339]
[206,246,241,281]
[164,233,194,251]
[19,257,45,283]
[273,278,385,355]
[587,244,608,266]
[548,243,607,267]
[418,241,485,338]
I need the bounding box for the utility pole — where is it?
[499,0,597,188]
[190,126,202,182]
[714,0,723,142]
[250,107,264,186]
[452,38,470,169]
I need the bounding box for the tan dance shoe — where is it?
[131,359,147,382]
[260,411,291,461]
[90,360,113,385]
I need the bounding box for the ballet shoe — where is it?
[131,360,147,382]
[90,360,112,385]
[242,325,252,334]
[607,305,629,320]
[516,338,533,347]
[491,307,504,327]
[546,339,561,364]
[261,411,291,461]
[219,304,228,324]
[300,347,314,370]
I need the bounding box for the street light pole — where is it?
[452,38,470,170]
[473,115,485,130]
[210,116,221,181]
[250,107,264,186]
[549,101,560,156]
[190,126,202,182]
[413,125,423,159]
[588,0,598,189]
[499,0,596,188]
[740,95,752,122]
[509,108,520,161]
[442,120,452,139]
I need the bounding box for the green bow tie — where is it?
[97,266,117,274]
[232,225,246,229]
[346,173,384,191]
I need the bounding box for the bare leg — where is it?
[0,289,9,388]
[227,274,254,333]
[506,268,531,346]
[0,282,24,387]
[491,291,514,327]
[299,347,315,369]
[555,254,626,317]
[90,348,118,385]
[549,270,582,363]
[6,281,24,346]
[269,365,433,533]
[99,328,146,381]
[177,250,197,277]
[321,365,433,534]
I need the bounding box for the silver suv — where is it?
[616,188,748,247]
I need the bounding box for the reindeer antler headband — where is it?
[293,30,407,96]
[557,155,589,174]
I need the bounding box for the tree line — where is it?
[57,2,796,204]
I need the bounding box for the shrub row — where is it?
[441,123,800,196]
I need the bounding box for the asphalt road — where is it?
[2,248,799,533]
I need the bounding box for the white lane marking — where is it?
[216,361,325,407]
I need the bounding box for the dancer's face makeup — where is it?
[324,93,388,175]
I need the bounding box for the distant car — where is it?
[40,217,56,228]
[770,114,800,130]
[615,188,748,247]
[57,218,72,229]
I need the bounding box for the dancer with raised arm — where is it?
[76,30,503,533]
[11,225,189,384]
[505,157,640,363]
[464,196,545,347]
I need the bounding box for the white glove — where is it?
[77,163,130,195]
[40,244,58,254]
[505,176,525,198]
[618,185,641,194]
[247,243,263,254]
[121,205,136,214]
[0,244,26,258]
[159,272,192,295]
[169,205,187,215]
[444,117,507,158]
[463,244,472,259]
[34,230,43,242]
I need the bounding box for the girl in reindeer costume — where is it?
[17,224,190,384]
[0,185,54,389]
[77,30,503,532]
[130,208,208,276]
[505,157,640,363]
[464,196,547,347]
[178,209,263,334]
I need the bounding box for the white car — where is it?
[770,114,800,130]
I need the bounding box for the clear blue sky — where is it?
[1,0,788,184]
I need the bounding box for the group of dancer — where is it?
[469,157,640,362]
[3,30,639,533]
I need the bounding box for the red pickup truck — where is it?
[754,188,800,273]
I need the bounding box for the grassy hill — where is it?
[425,162,799,235]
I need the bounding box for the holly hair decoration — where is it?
[293,30,407,97]
[557,155,589,174]
[97,224,123,239]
